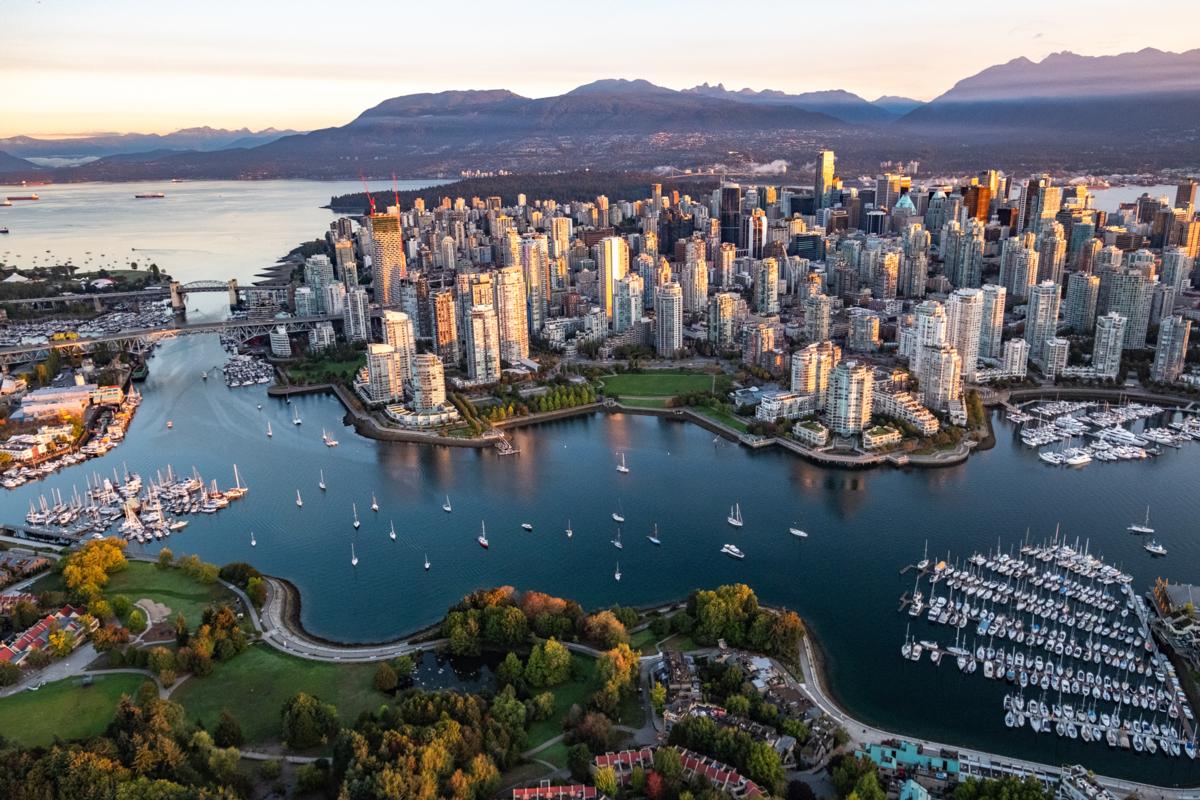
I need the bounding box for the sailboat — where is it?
[226,464,247,499]
[442,495,453,512]
[322,428,338,447]
[266,421,273,438]
[521,521,533,531]
[477,521,489,549]
[1127,506,1154,534]
[565,518,573,538]
[424,553,431,571]
[351,542,358,567]
[250,531,256,547]
[611,528,623,549]
[616,452,629,474]
[614,561,622,582]
[389,521,397,541]
[352,503,360,529]
[647,523,661,545]
[292,406,302,425]
[295,489,303,508]
[318,470,326,490]
[611,500,625,523]
[370,494,379,512]
[727,502,743,527]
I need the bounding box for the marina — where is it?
[1012,400,1200,465]
[899,532,1197,759]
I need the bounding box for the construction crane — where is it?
[359,174,376,215]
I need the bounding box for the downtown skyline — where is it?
[4,0,1200,137]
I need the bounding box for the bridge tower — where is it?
[169,281,185,312]
[227,279,239,308]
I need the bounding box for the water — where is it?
[1090,184,1178,212]
[0,179,447,283]
[4,333,1199,783]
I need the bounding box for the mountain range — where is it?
[2,48,1198,180]
[0,127,298,163]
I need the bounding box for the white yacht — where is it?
[322,429,338,447]
[612,500,625,523]
[647,523,661,545]
[721,543,745,560]
[1144,539,1167,556]
[611,528,623,549]
[616,452,629,474]
[727,503,743,527]
[266,421,273,438]
[1128,506,1154,534]
[250,531,256,547]
[292,406,302,425]
[477,521,489,549]
[789,526,807,538]
[424,553,430,571]
[521,522,533,531]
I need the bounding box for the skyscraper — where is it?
[719,184,742,246]
[1091,312,1127,380]
[1162,247,1194,293]
[946,288,983,380]
[1036,222,1067,285]
[1064,272,1100,333]
[343,287,370,343]
[707,292,738,349]
[408,353,447,412]
[465,304,501,383]
[366,343,403,404]
[803,294,831,342]
[430,289,458,365]
[679,255,708,314]
[1100,269,1154,349]
[1152,314,1192,384]
[655,283,683,357]
[791,341,842,408]
[979,284,1006,360]
[912,300,948,376]
[380,310,416,383]
[1024,281,1061,364]
[613,273,644,334]
[493,266,530,364]
[847,309,881,353]
[367,213,406,306]
[815,150,836,210]
[596,236,629,323]
[744,209,768,259]
[754,257,780,315]
[827,360,872,436]
[919,342,962,412]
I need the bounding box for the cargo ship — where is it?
[5,194,39,201]
[134,192,166,199]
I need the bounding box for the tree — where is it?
[653,746,683,782]
[650,681,667,713]
[48,627,76,657]
[567,743,593,782]
[584,611,628,648]
[744,740,785,793]
[573,711,613,752]
[528,691,556,721]
[393,654,415,680]
[497,651,524,688]
[374,661,398,693]
[214,709,243,748]
[156,548,174,569]
[0,662,20,687]
[245,576,267,606]
[594,766,618,798]
[281,692,339,749]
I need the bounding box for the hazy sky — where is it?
[3,0,1198,137]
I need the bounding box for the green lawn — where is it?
[536,739,570,768]
[287,357,364,383]
[173,644,385,745]
[601,371,719,397]
[526,654,598,748]
[0,673,147,747]
[691,407,748,433]
[658,634,699,652]
[618,397,669,409]
[628,628,660,654]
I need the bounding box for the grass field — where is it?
[536,740,570,768]
[286,357,364,383]
[173,644,385,745]
[657,634,699,652]
[628,628,660,654]
[601,371,718,398]
[617,397,669,409]
[526,654,598,748]
[0,673,147,747]
[691,407,748,433]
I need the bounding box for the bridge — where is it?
[0,280,292,312]
[0,314,341,365]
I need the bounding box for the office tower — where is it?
[848,309,881,353]
[596,236,629,322]
[520,234,549,333]
[1018,176,1060,234]
[815,149,836,210]
[919,342,962,411]
[873,251,899,300]
[754,257,780,315]
[999,233,1039,300]
[1024,281,1061,364]
[680,256,708,313]
[409,353,446,412]
[803,293,831,342]
[744,209,768,258]
[791,341,842,408]
[715,242,736,288]
[742,322,774,366]
[1100,269,1153,349]
[1064,272,1100,334]
[1162,247,1193,293]
[1175,178,1198,213]
[719,184,742,245]
[493,266,530,364]
[367,213,406,306]
[1092,312,1127,380]
[465,304,502,383]
[268,326,292,358]
[366,343,403,403]
[1002,339,1029,379]
[613,273,644,334]
[655,283,683,356]
[912,300,948,376]
[323,282,347,317]
[1043,337,1069,377]
[549,217,573,260]
[381,310,416,383]
[963,184,992,221]
[430,289,458,365]
[979,284,1006,359]
[293,286,319,317]
[827,360,873,436]
[343,287,370,342]
[707,292,738,349]
[946,288,983,380]
[1036,222,1067,285]
[1152,315,1191,383]
[875,173,904,211]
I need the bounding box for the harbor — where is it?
[899,532,1197,760]
[1008,400,1200,465]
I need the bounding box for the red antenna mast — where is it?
[359,174,376,215]
[392,173,401,212]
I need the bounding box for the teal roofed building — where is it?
[855,740,960,784]
[899,780,930,800]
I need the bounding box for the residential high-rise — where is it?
[366,343,403,403]
[440,236,457,270]
[1092,312,1127,380]
[744,209,768,259]
[707,292,738,349]
[519,234,550,334]
[1162,247,1194,292]
[912,300,948,376]
[380,310,416,383]
[919,342,962,412]
[847,309,881,353]
[1100,268,1154,349]
[333,239,357,284]
[293,286,319,317]
[1152,314,1192,384]
[742,322,774,367]
[754,258,780,315]
[873,251,900,300]
[343,287,370,343]
[304,255,335,309]
[493,266,530,364]
[946,288,983,380]
[979,284,1006,360]
[679,255,708,313]
[367,213,406,306]
[1043,337,1069,377]
[715,242,737,288]
[1064,272,1100,333]
[1024,281,1061,364]
[430,289,458,365]
[269,325,292,358]
[803,294,831,342]
[1176,178,1198,214]
[815,150,836,210]
[999,233,1039,300]
[1002,339,1029,379]
[790,341,842,408]
[408,353,446,412]
[613,273,644,334]
[827,359,872,436]
[323,283,347,317]
[465,304,502,383]
[1036,221,1068,285]
[596,236,629,322]
[655,283,683,357]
